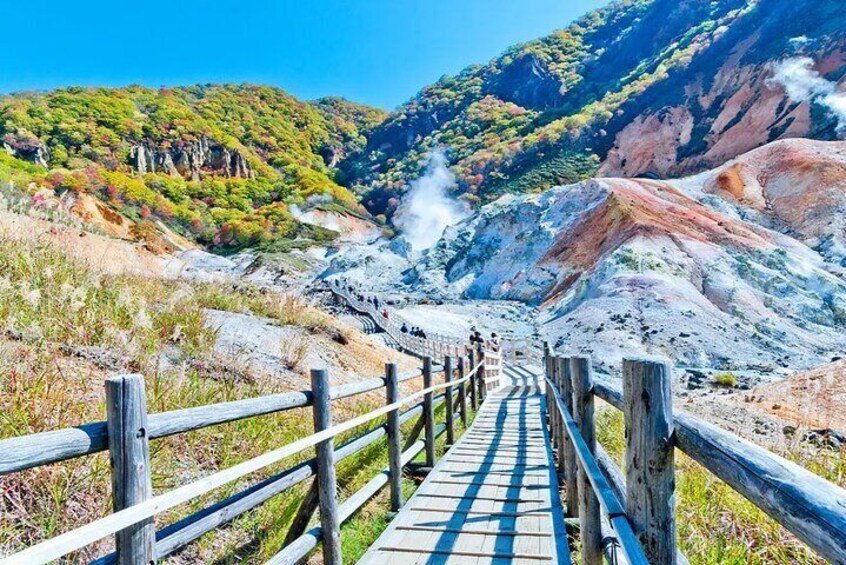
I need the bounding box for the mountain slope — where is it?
[404,139,846,374]
[0,85,386,250]
[341,0,846,218]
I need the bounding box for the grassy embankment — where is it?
[0,230,461,563]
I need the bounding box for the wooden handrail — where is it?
[545,375,649,565]
[0,368,423,476]
[546,352,846,565]
[0,359,483,565]
[592,378,846,564]
[90,393,451,564]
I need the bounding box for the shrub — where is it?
[714,372,738,388]
[279,334,309,371]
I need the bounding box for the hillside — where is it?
[0,85,386,251]
[340,0,846,218]
[332,139,846,377]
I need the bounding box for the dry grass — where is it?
[0,230,423,563]
[595,404,844,564]
[280,334,309,371]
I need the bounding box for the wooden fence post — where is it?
[559,357,579,518]
[552,356,565,483]
[468,349,478,411]
[310,369,342,565]
[571,356,602,565]
[624,358,677,565]
[543,342,552,437]
[444,356,455,445]
[457,356,467,426]
[423,356,436,468]
[385,362,403,512]
[106,374,155,565]
[476,345,486,403]
[551,355,562,458]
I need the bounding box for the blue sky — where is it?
[1,0,607,109]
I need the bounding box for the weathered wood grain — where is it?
[385,362,403,511]
[623,358,677,565]
[572,356,603,565]
[310,369,342,565]
[422,356,436,468]
[457,356,467,426]
[444,355,455,445]
[105,374,155,565]
[559,356,579,518]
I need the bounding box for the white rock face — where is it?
[341,169,846,375]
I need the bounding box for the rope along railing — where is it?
[543,345,846,565]
[0,351,489,565]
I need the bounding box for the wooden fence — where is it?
[330,282,505,391]
[330,283,466,359]
[0,341,502,564]
[543,346,846,565]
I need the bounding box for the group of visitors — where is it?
[332,279,383,313]
[332,279,503,351]
[400,323,427,339]
[470,326,500,352]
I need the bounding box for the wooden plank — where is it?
[623,358,677,565]
[571,356,602,565]
[310,369,342,565]
[358,382,571,565]
[414,493,546,503]
[105,374,155,565]
[394,526,552,537]
[377,546,553,560]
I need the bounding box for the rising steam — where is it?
[394,151,471,252]
[767,56,846,136]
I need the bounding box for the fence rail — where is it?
[330,283,465,359]
[544,346,846,565]
[0,333,500,564]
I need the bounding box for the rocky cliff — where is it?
[130,137,253,180]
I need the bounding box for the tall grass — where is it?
[595,404,844,565]
[0,231,423,562]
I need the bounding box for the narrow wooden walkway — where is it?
[359,364,571,565]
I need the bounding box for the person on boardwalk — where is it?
[400,323,408,334]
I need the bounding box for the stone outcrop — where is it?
[130,137,254,180]
[3,134,49,167]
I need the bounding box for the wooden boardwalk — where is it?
[359,364,571,565]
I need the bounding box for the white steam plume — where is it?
[394,151,470,251]
[767,56,846,136]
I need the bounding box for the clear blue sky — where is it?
[1,0,608,109]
